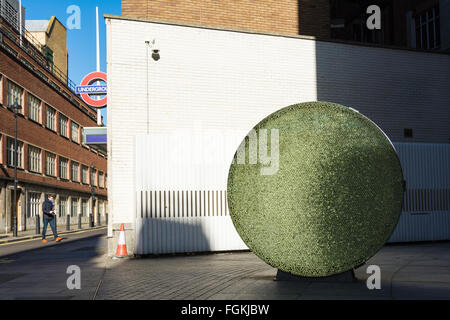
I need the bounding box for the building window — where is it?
[71,121,79,143]
[82,165,89,184]
[28,94,41,123]
[7,80,23,108]
[59,157,69,180]
[6,137,23,168]
[99,172,104,188]
[59,197,67,217]
[71,161,80,182]
[4,1,19,30]
[45,105,56,131]
[91,168,97,186]
[71,198,79,217]
[45,152,56,177]
[28,192,41,218]
[43,45,54,72]
[81,199,88,217]
[415,6,440,50]
[28,145,41,173]
[59,114,69,137]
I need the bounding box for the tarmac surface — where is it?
[0,228,449,300]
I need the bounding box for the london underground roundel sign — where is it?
[76,72,107,108]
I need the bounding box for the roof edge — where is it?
[104,14,450,56]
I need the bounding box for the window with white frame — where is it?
[7,80,23,108]
[71,121,79,143]
[28,192,41,218]
[59,114,69,137]
[71,161,80,182]
[82,165,89,184]
[45,152,56,177]
[71,198,79,217]
[59,197,67,217]
[91,168,97,186]
[6,137,23,168]
[28,94,41,123]
[81,199,88,217]
[99,172,104,188]
[415,6,440,50]
[45,104,56,131]
[28,145,41,173]
[59,157,69,180]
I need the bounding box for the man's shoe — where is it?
[42,239,47,243]
[55,237,63,242]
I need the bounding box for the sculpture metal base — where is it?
[275,269,356,282]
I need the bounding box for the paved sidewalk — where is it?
[0,225,106,244]
[1,230,449,300]
[96,241,450,300]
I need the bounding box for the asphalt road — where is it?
[0,228,107,300]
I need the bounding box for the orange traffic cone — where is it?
[115,224,128,257]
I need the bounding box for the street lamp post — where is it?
[10,101,22,237]
[90,165,95,228]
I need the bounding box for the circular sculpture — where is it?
[227,101,404,277]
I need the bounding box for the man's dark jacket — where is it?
[42,198,55,219]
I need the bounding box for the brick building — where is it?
[122,0,450,51]
[0,0,108,234]
[122,0,331,37]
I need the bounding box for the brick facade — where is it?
[0,14,107,233]
[0,50,107,196]
[122,0,330,37]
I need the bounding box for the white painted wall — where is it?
[106,16,450,254]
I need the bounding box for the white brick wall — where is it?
[106,17,450,253]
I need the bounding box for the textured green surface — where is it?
[227,102,404,277]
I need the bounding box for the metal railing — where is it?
[0,3,78,92]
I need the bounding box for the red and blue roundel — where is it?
[76,72,107,108]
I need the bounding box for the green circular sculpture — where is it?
[227,101,404,277]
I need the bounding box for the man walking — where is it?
[42,195,63,243]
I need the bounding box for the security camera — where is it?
[145,39,160,61]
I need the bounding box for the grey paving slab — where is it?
[95,241,450,300]
[1,228,450,300]
[392,281,450,299]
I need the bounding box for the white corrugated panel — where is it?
[135,138,450,253]
[135,135,248,254]
[388,143,450,242]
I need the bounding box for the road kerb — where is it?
[0,226,107,246]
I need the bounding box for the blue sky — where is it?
[21,0,122,124]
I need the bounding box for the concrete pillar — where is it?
[22,187,28,232]
[5,185,11,233]
[39,192,45,227]
[0,184,6,233]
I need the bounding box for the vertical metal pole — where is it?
[146,42,150,134]
[96,6,102,126]
[13,111,18,237]
[78,213,82,229]
[90,184,95,228]
[19,0,22,46]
